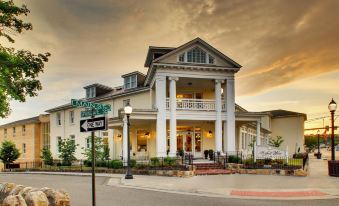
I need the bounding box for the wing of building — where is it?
[42,38,307,161]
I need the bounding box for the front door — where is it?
[177,131,201,157]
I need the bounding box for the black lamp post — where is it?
[328,98,337,161]
[316,130,322,159]
[124,103,133,179]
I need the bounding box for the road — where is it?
[1,174,338,206]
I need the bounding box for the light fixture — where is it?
[124,102,133,114]
[208,130,212,137]
[328,98,337,112]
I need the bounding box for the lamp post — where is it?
[316,130,321,159]
[328,98,337,161]
[124,103,133,179]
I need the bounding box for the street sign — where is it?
[71,99,111,113]
[81,108,105,118]
[80,116,107,132]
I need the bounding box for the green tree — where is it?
[103,144,110,161]
[268,136,284,148]
[0,140,20,167]
[82,137,106,162]
[41,147,53,166]
[0,0,50,118]
[59,138,78,166]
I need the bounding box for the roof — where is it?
[0,116,40,128]
[121,71,145,78]
[144,46,176,67]
[265,109,307,120]
[83,83,113,90]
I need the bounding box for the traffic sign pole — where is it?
[91,107,96,206]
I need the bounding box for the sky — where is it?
[1,0,339,133]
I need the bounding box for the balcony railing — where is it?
[166,98,226,111]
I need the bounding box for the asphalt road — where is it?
[0,173,338,206]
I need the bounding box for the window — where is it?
[22,125,26,135]
[187,47,206,63]
[86,138,91,149]
[42,122,50,149]
[123,99,130,107]
[13,127,16,137]
[137,130,148,152]
[208,55,214,64]
[102,132,108,137]
[86,87,96,98]
[22,143,26,154]
[69,111,75,124]
[57,136,62,152]
[179,53,185,62]
[103,137,108,145]
[124,75,137,89]
[57,112,61,126]
[4,129,7,138]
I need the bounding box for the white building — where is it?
[46,38,306,161]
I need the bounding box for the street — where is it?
[1,173,338,206]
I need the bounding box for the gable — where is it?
[152,38,241,68]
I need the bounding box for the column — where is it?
[122,116,128,165]
[155,75,167,157]
[256,120,261,146]
[169,76,178,157]
[226,76,236,151]
[215,79,223,153]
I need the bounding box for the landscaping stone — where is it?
[41,187,70,206]
[0,183,17,203]
[24,190,49,206]
[3,195,27,206]
[9,185,25,196]
[294,169,307,177]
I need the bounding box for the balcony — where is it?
[166,98,226,111]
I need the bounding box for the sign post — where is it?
[71,99,111,206]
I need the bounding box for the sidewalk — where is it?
[107,154,339,200]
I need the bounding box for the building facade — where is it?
[46,38,306,162]
[0,114,50,166]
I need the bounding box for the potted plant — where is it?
[203,150,209,159]
[208,149,214,160]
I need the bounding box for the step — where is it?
[195,169,232,175]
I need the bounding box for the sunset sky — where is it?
[1,0,339,133]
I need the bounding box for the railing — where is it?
[166,98,226,111]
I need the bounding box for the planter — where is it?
[328,160,339,177]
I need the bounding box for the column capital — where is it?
[215,79,225,84]
[226,76,235,81]
[155,75,166,81]
[168,76,179,81]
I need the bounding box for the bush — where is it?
[243,158,254,165]
[96,160,108,167]
[41,147,53,166]
[109,160,123,169]
[150,157,160,166]
[228,155,241,163]
[130,159,136,167]
[208,149,214,160]
[164,157,176,166]
[178,149,184,157]
[0,140,20,165]
[204,150,209,159]
[84,160,92,167]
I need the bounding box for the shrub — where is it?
[84,160,92,167]
[243,158,254,165]
[96,160,108,167]
[0,140,20,166]
[178,149,184,157]
[59,138,78,166]
[150,157,160,166]
[130,159,136,167]
[164,157,176,166]
[228,155,241,163]
[109,160,123,169]
[208,149,214,160]
[272,159,284,165]
[41,147,53,166]
[203,150,209,159]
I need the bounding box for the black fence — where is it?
[4,154,194,172]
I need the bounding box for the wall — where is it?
[270,116,305,153]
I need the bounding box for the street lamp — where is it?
[124,103,133,179]
[328,98,337,161]
[316,130,322,159]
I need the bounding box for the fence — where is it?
[4,154,194,172]
[212,151,308,170]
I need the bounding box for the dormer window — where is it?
[178,46,215,65]
[86,87,96,98]
[124,75,137,89]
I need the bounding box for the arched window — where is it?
[187,47,206,63]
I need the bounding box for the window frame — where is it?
[124,75,138,89]
[57,136,62,153]
[69,110,75,124]
[57,112,62,126]
[22,143,26,154]
[22,125,26,135]
[177,46,216,65]
[13,127,16,137]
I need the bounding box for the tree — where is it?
[41,147,53,166]
[0,0,50,118]
[268,136,284,148]
[103,144,110,161]
[59,138,78,166]
[0,140,20,167]
[82,137,106,162]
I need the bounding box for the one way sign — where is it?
[80,117,107,132]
